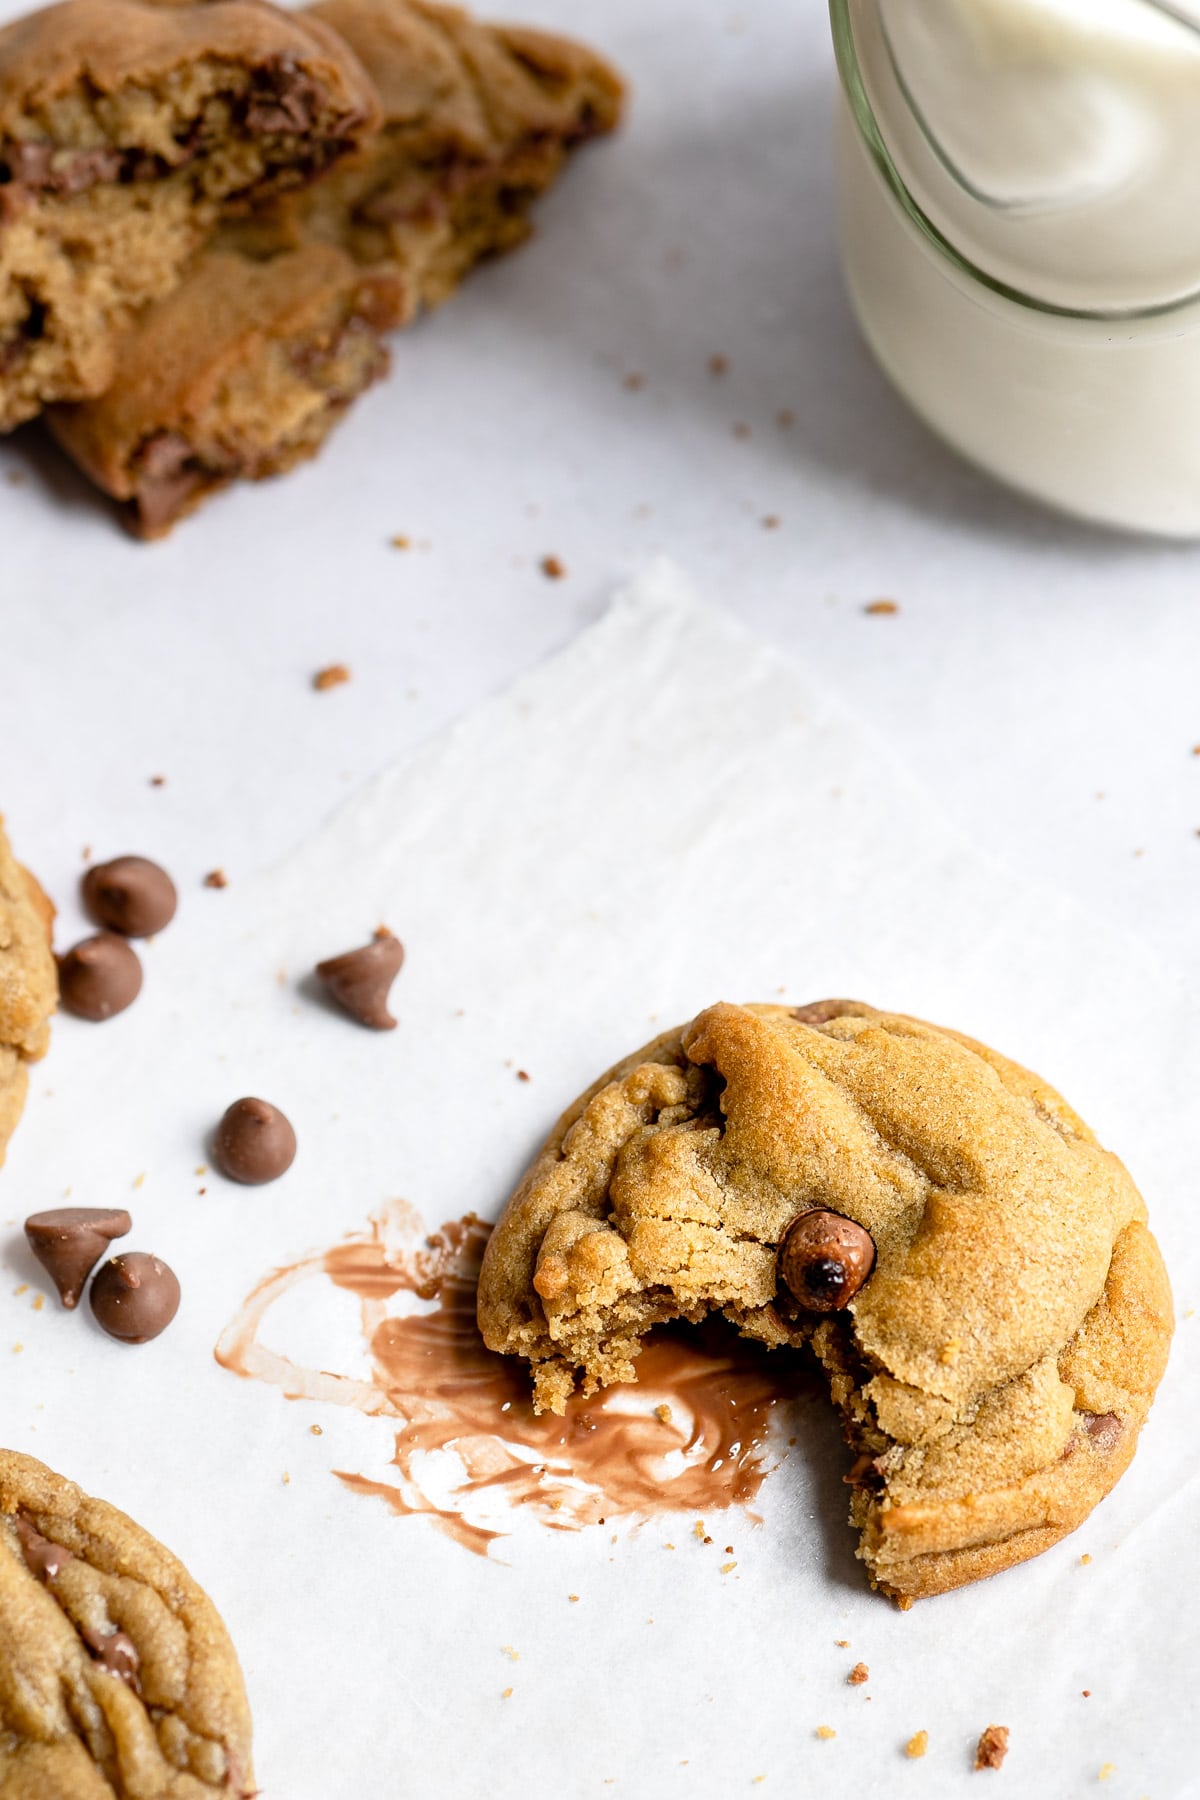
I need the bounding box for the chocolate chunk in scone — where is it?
[0,1450,253,1796]
[48,243,405,534]
[477,1001,1174,1602]
[227,0,626,312]
[0,817,56,1171]
[0,0,379,431]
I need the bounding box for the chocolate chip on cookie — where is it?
[90,1251,180,1342]
[82,854,176,936]
[212,1096,297,1183]
[24,1205,131,1308]
[778,1209,876,1312]
[315,930,404,1029]
[57,934,142,1020]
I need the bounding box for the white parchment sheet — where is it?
[2,563,1195,1800]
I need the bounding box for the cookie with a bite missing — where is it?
[477,1000,1173,1602]
[0,1449,253,1796]
[0,819,56,1170]
[0,0,379,431]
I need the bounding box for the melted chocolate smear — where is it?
[216,1207,813,1556]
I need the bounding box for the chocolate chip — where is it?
[80,1623,140,1689]
[89,1253,180,1343]
[212,1097,297,1184]
[778,1209,876,1312]
[315,932,404,1030]
[57,935,142,1020]
[82,856,177,937]
[15,1513,73,1580]
[1082,1410,1122,1453]
[24,1206,132,1309]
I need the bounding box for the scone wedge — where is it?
[478,1000,1173,1602]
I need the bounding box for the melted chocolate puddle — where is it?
[215,1205,813,1555]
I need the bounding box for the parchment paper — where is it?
[3,563,1195,1799]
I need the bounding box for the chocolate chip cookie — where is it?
[0,1449,253,1797]
[48,243,405,535]
[230,0,626,309]
[0,0,378,431]
[477,1001,1173,1601]
[0,819,56,1171]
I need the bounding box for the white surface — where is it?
[0,0,1197,1792]
[2,566,1196,1799]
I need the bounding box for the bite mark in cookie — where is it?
[476,1001,1173,1601]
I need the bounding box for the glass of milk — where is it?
[832,0,1200,535]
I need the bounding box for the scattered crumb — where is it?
[195,1165,207,1177]
[390,533,411,550]
[762,515,780,530]
[725,1546,734,1555]
[703,1535,713,1545]
[655,1404,673,1425]
[310,1424,323,1437]
[12,1344,22,1354]
[1098,1767,1116,1783]
[313,663,351,692]
[721,1561,737,1574]
[975,1726,1009,1771]
[776,409,795,429]
[708,354,728,377]
[732,422,751,441]
[623,372,645,392]
[81,846,91,862]
[847,1663,869,1687]
[1081,1553,1092,1565]
[815,1727,836,1742]
[664,1543,676,1551]
[203,869,228,889]
[864,599,900,616]
[693,1521,707,1540]
[939,1339,962,1366]
[906,1732,929,1760]
[516,1070,531,1083]
[1192,745,1200,756]
[835,1640,850,1649]
[501,1688,513,1700]
[501,1647,519,1662]
[133,1172,146,1189]
[1082,1691,1091,1698]
[540,555,566,581]
[13,1285,26,1298]
[31,1294,43,1313]
[149,775,166,787]
[281,1471,290,1485]
[568,1594,580,1603]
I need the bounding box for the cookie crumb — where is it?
[1082,1691,1091,1698]
[1080,1553,1092,1565]
[864,599,900,616]
[732,422,751,441]
[815,1727,836,1741]
[13,1285,26,1297]
[1098,1766,1115,1782]
[762,515,780,530]
[655,1403,673,1424]
[906,1731,929,1760]
[501,1687,513,1700]
[568,1594,580,1603]
[835,1640,850,1649]
[721,1561,737,1573]
[776,409,795,429]
[974,1726,1009,1771]
[708,354,728,377]
[847,1663,869,1686]
[313,663,351,692]
[502,1646,519,1661]
[31,1294,43,1312]
[149,775,166,787]
[203,869,228,889]
[390,533,411,549]
[623,372,645,392]
[516,1069,531,1083]
[309,1424,323,1437]
[693,1520,707,1540]
[281,1471,290,1484]
[540,555,566,580]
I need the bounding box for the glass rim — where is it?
[829,0,1200,323]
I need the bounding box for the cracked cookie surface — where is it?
[0,0,378,430]
[0,1450,253,1799]
[0,820,56,1171]
[477,1000,1173,1600]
